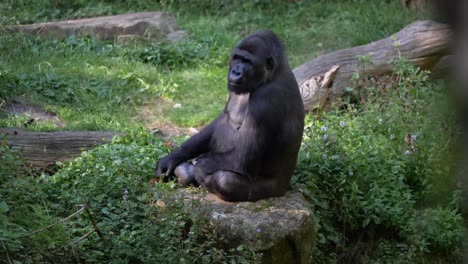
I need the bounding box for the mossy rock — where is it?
[175,188,317,264]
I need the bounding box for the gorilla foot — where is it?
[174,162,199,187]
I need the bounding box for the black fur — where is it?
[155,30,305,201]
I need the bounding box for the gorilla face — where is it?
[228,35,276,94]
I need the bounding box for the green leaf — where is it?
[362,218,370,228]
[0,202,9,214]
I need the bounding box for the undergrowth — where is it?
[292,60,463,263]
[0,61,462,264]
[0,131,259,263]
[0,1,460,263]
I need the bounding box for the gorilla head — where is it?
[228,30,287,93]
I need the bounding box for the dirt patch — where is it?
[3,96,200,137]
[3,96,64,127]
[135,97,200,138]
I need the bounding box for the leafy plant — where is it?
[0,1,458,263]
[293,62,462,263]
[0,140,73,263]
[0,131,259,263]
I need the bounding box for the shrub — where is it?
[0,131,259,263]
[43,130,259,263]
[293,61,462,262]
[0,140,72,263]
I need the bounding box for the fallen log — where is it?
[1,128,122,169]
[294,20,452,111]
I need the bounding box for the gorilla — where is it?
[155,30,305,202]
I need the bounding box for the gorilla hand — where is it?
[155,153,185,178]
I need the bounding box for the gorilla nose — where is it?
[230,66,242,81]
[230,70,240,78]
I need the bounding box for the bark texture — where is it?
[293,20,452,111]
[1,128,122,168]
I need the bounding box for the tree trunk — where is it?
[293,20,452,111]
[1,128,122,169]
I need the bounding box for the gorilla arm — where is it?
[155,115,222,177]
[155,92,251,178]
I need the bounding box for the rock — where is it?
[166,30,187,43]
[177,189,317,264]
[11,12,186,43]
[115,34,144,46]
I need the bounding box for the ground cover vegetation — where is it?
[0,0,463,263]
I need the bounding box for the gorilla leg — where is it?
[195,170,281,202]
[175,159,286,201]
[174,162,199,187]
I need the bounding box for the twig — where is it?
[14,205,86,239]
[1,240,13,264]
[65,230,95,248]
[83,204,105,240]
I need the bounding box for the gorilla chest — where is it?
[210,92,252,150]
[225,92,250,129]
[211,114,252,152]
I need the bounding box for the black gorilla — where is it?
[155,30,305,202]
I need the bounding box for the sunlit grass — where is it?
[0,0,431,132]
[0,1,459,263]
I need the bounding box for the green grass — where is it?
[0,63,461,263]
[2,1,460,263]
[0,0,431,131]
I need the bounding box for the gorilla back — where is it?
[155,30,305,202]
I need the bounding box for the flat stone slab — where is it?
[174,189,316,263]
[10,11,186,42]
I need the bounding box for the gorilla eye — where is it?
[233,54,250,64]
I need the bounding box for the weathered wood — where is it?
[294,20,452,111]
[1,128,123,168]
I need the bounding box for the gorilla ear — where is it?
[266,57,275,70]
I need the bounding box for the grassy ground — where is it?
[0,0,430,132]
[2,1,462,264]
